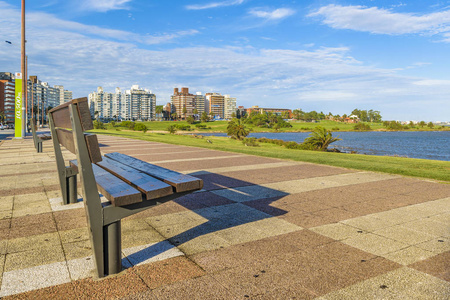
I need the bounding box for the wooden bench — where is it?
[30,117,52,153]
[48,97,203,278]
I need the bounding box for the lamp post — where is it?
[21,0,26,137]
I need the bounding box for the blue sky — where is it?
[1,0,450,121]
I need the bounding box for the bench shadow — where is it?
[124,171,290,267]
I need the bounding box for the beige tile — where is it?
[62,240,92,260]
[177,233,231,256]
[341,215,398,232]
[311,223,366,240]
[428,213,450,225]
[215,224,269,245]
[373,226,436,245]
[59,227,89,244]
[146,211,205,228]
[320,267,450,300]
[400,219,449,237]
[246,218,302,236]
[4,245,65,272]
[342,233,408,256]
[7,232,61,253]
[382,246,436,265]
[415,237,450,254]
[122,229,166,249]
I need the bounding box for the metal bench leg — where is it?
[37,141,43,153]
[67,175,78,204]
[104,220,122,275]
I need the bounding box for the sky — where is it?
[1,0,450,121]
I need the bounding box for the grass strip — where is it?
[91,129,450,182]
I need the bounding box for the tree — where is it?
[427,122,434,128]
[303,126,342,151]
[418,121,426,128]
[155,105,164,114]
[182,107,187,120]
[167,125,177,134]
[227,118,249,140]
[193,109,198,120]
[201,111,209,123]
[0,110,5,124]
[186,116,195,124]
[209,112,215,120]
[171,113,178,121]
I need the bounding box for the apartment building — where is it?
[194,92,206,115]
[206,92,225,119]
[0,78,15,125]
[246,106,292,118]
[88,85,156,121]
[171,87,196,119]
[224,94,236,120]
[54,85,73,105]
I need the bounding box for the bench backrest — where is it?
[48,98,102,163]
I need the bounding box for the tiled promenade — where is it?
[0,133,449,299]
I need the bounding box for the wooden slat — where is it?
[105,152,203,192]
[55,128,102,163]
[96,157,173,200]
[49,97,93,130]
[38,134,52,140]
[70,160,142,206]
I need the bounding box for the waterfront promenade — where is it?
[0,133,448,299]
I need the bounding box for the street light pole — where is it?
[21,0,26,137]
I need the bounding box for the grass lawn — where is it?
[136,119,446,133]
[91,129,450,182]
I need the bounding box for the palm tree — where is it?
[227,118,249,140]
[304,126,342,151]
[0,110,5,124]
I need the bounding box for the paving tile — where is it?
[59,227,89,244]
[72,268,149,300]
[4,245,65,272]
[409,251,450,282]
[176,233,231,255]
[415,237,450,254]
[319,267,450,300]
[122,241,185,266]
[311,223,367,240]
[66,256,96,281]
[2,281,77,300]
[0,261,71,297]
[341,215,399,232]
[211,185,288,203]
[192,173,255,191]
[373,225,437,245]
[134,256,205,290]
[342,233,408,256]
[151,275,237,300]
[7,232,61,253]
[383,246,437,265]
[62,240,92,260]
[8,221,57,240]
[400,218,449,237]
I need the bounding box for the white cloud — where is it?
[249,8,296,20]
[79,0,133,12]
[1,1,448,120]
[25,11,198,45]
[308,4,450,40]
[186,0,244,10]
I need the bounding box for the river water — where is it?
[200,131,450,161]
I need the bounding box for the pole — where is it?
[21,0,26,137]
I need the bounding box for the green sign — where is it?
[15,72,22,138]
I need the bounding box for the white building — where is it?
[224,94,237,120]
[88,85,156,121]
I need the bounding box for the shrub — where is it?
[174,124,192,131]
[353,123,372,131]
[332,127,340,131]
[242,137,259,147]
[93,120,105,129]
[302,126,342,151]
[167,125,177,134]
[134,123,148,133]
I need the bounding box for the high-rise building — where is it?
[194,92,205,115]
[206,92,225,119]
[171,87,196,119]
[54,85,73,105]
[224,94,236,120]
[0,78,15,125]
[89,85,156,121]
[126,85,156,121]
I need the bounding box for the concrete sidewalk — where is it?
[0,134,448,299]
